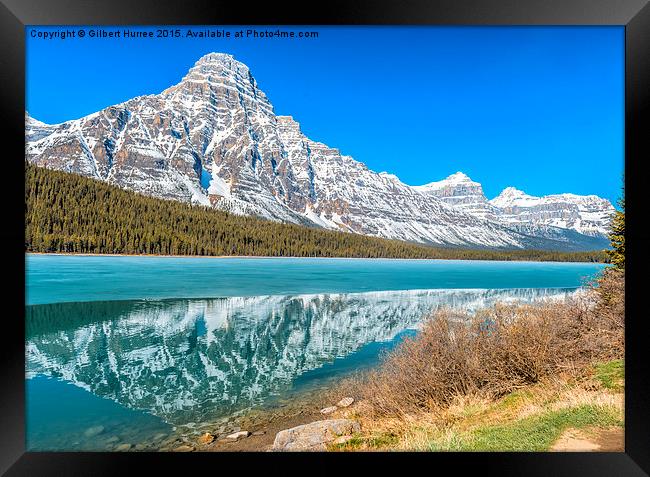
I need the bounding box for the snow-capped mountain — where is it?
[414,172,614,244]
[489,187,615,238]
[25,52,613,251]
[414,172,500,221]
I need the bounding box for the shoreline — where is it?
[25,251,607,265]
[25,251,451,260]
[136,385,334,453]
[113,357,625,453]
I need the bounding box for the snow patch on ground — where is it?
[303,205,339,230]
[207,169,232,199]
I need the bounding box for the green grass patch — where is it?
[427,404,622,452]
[492,389,534,412]
[593,359,625,391]
[328,432,399,451]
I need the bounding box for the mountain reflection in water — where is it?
[27,288,577,425]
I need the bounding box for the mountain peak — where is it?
[445,171,475,183]
[490,187,538,208]
[194,52,238,67]
[178,52,251,82]
[415,171,478,191]
[162,52,268,108]
[499,186,526,197]
[189,52,251,76]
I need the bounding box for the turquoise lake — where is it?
[26,254,603,305]
[25,254,606,451]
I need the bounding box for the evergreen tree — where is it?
[607,183,625,270]
[24,163,609,263]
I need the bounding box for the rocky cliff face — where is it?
[489,187,615,238]
[414,173,614,245]
[414,172,500,221]
[25,52,613,251]
[274,116,544,248]
[26,53,313,226]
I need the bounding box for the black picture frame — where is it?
[1,0,649,475]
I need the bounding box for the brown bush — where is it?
[591,268,625,347]
[342,270,624,417]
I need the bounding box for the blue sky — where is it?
[26,26,624,204]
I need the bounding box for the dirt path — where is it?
[550,426,624,452]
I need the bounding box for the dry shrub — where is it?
[591,268,625,350]
[343,270,624,418]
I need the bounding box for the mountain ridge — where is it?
[25,52,613,251]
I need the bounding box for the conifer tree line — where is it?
[25,164,608,262]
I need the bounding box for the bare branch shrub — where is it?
[340,270,624,417]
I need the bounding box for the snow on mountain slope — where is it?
[276,116,537,248]
[414,172,500,221]
[413,173,613,245]
[25,52,612,251]
[490,187,615,238]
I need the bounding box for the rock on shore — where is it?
[272,419,360,451]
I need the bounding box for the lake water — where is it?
[25,254,605,451]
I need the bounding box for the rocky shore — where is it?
[172,395,359,453]
[95,385,358,452]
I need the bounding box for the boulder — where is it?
[225,431,250,441]
[320,406,337,415]
[336,397,355,408]
[272,419,361,451]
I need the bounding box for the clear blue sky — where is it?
[26,26,624,204]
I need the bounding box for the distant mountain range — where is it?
[25,52,614,251]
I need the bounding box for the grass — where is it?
[328,373,625,452]
[455,404,623,451]
[483,388,534,418]
[593,359,625,391]
[327,432,399,451]
[330,403,623,452]
[409,376,625,452]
